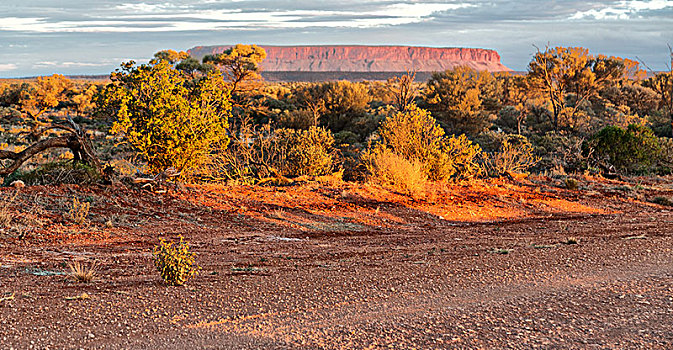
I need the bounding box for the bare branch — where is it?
[635,56,656,75]
[0,136,71,175]
[0,117,102,177]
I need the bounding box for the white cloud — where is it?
[570,0,673,20]
[0,63,18,71]
[115,3,176,12]
[34,61,113,68]
[0,0,672,76]
[0,2,474,33]
[375,3,474,18]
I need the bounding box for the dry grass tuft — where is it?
[68,261,97,283]
[270,208,285,220]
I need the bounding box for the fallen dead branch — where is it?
[130,167,182,193]
[0,116,101,177]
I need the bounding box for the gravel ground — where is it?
[1,177,672,349]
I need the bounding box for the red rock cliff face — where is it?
[187,45,511,72]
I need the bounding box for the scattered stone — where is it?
[10,180,25,188]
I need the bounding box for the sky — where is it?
[0,0,672,77]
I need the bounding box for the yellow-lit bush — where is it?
[66,196,90,226]
[200,125,336,182]
[441,134,483,180]
[366,105,481,182]
[273,126,335,177]
[99,60,231,178]
[152,235,199,286]
[364,148,427,198]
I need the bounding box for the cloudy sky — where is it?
[0,0,671,77]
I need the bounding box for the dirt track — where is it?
[1,178,672,349]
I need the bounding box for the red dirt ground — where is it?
[1,175,672,349]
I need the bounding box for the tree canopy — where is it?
[97,59,232,177]
[527,46,645,133]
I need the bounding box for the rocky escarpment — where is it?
[187,45,511,73]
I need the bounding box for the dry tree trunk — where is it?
[0,116,101,177]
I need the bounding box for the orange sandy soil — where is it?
[1,175,672,349]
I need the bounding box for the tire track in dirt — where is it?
[182,246,673,348]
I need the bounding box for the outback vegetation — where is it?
[2,44,672,189]
[1,44,673,348]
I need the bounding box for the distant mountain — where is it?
[187,45,511,76]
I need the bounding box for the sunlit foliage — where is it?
[98,60,231,177]
[423,66,501,135]
[203,44,267,95]
[364,105,481,182]
[527,46,645,133]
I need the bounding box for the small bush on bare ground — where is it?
[65,196,90,226]
[153,235,200,286]
[198,123,335,183]
[477,131,539,176]
[487,141,538,176]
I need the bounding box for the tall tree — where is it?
[202,44,267,95]
[527,46,644,133]
[151,50,190,65]
[97,59,231,176]
[386,71,418,112]
[423,66,501,136]
[0,74,74,130]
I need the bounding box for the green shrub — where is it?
[657,137,673,174]
[586,124,661,174]
[3,161,100,186]
[276,109,315,130]
[531,132,588,174]
[477,131,539,176]
[273,126,335,177]
[99,60,231,178]
[293,80,371,133]
[333,130,360,146]
[365,105,481,182]
[152,235,199,286]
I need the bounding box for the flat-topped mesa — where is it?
[187,45,511,73]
